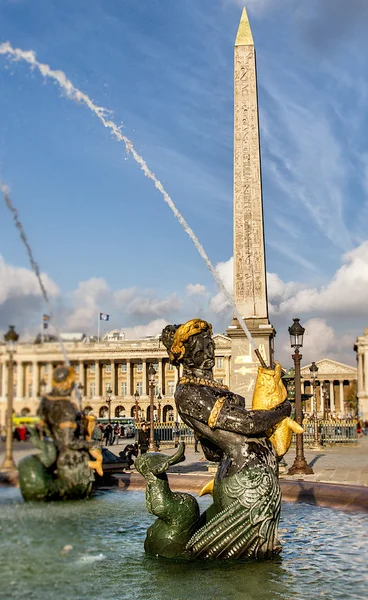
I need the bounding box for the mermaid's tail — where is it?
[188,466,281,559]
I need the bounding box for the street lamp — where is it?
[148,364,156,451]
[134,389,140,422]
[106,384,112,421]
[0,325,19,473]
[310,362,322,450]
[157,391,162,423]
[287,319,313,475]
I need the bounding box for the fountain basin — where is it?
[0,488,367,600]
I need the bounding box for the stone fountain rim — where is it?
[108,472,368,515]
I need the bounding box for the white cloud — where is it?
[0,255,59,304]
[120,319,170,340]
[126,294,181,317]
[186,283,207,296]
[209,257,233,314]
[64,278,110,331]
[0,255,59,334]
[62,278,181,332]
[275,241,368,315]
[275,317,356,367]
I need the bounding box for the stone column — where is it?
[79,361,85,395]
[158,358,163,394]
[142,359,147,396]
[94,361,100,397]
[0,361,4,398]
[111,359,116,396]
[358,352,364,395]
[17,361,23,398]
[339,380,345,415]
[47,363,53,390]
[226,356,231,387]
[364,351,368,394]
[319,382,324,417]
[329,380,335,414]
[32,361,39,399]
[127,360,132,396]
[301,381,305,394]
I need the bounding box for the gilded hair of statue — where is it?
[169,319,213,363]
[51,366,76,396]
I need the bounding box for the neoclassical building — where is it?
[300,359,357,419]
[0,333,231,425]
[354,328,368,421]
[0,331,358,425]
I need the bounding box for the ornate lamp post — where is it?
[157,391,162,422]
[106,384,112,421]
[310,362,322,450]
[134,389,140,422]
[0,325,19,473]
[148,364,156,451]
[287,319,313,475]
[76,382,84,410]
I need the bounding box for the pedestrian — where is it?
[173,422,180,448]
[138,422,150,454]
[120,424,125,438]
[18,424,27,442]
[194,431,200,453]
[104,422,113,446]
[114,423,120,445]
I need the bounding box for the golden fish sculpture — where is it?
[252,363,303,458]
[83,413,104,477]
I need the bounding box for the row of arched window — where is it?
[17,404,175,422]
[85,404,175,422]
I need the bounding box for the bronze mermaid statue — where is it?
[152,318,293,560]
[18,365,103,501]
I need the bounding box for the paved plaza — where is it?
[1,435,367,488]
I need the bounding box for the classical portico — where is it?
[354,328,368,421]
[301,359,357,418]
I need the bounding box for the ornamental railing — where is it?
[301,419,358,445]
[135,422,195,446]
[136,419,358,447]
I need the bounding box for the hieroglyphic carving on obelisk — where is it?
[227,7,275,405]
[233,7,268,319]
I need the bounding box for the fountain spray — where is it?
[0,180,84,405]
[0,42,266,368]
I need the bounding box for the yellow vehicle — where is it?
[12,416,39,426]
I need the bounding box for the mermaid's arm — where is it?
[214,401,291,435]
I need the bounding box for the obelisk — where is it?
[227,7,275,407]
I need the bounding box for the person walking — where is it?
[113,423,120,445]
[138,423,150,455]
[104,422,113,446]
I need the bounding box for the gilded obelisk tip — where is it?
[235,7,254,46]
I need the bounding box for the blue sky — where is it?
[1,0,368,366]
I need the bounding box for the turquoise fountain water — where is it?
[0,489,367,600]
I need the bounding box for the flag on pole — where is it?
[100,313,110,321]
[43,314,50,330]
